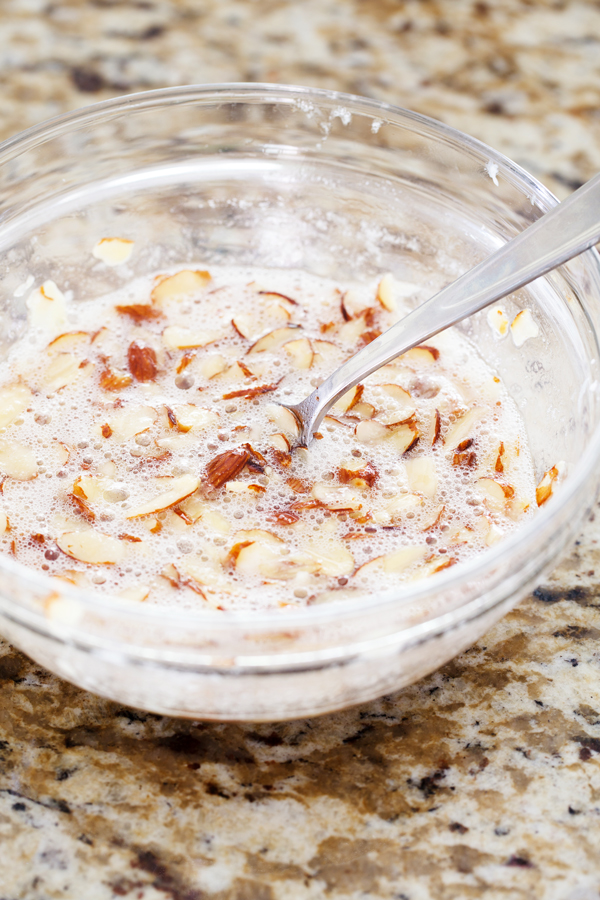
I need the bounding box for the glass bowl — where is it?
[0,84,599,721]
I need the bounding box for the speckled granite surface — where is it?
[0,1,599,898]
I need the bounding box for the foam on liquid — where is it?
[0,265,537,611]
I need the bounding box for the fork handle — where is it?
[290,173,600,445]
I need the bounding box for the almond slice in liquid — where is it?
[26,281,67,331]
[151,270,211,304]
[92,238,134,266]
[56,530,126,564]
[248,327,303,355]
[162,326,220,350]
[0,440,38,480]
[102,406,157,443]
[284,338,314,369]
[405,457,438,498]
[126,474,199,519]
[0,383,31,430]
[376,273,397,312]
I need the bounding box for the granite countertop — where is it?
[1,1,600,898]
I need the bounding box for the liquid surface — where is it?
[0,261,539,610]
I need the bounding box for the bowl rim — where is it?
[0,81,599,637]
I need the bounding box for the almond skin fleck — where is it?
[99,364,133,392]
[101,424,112,438]
[222,383,280,400]
[204,448,251,491]
[127,342,158,382]
[453,450,477,468]
[432,409,441,445]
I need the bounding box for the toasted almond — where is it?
[162,326,220,350]
[204,448,251,491]
[26,281,67,331]
[0,440,38,480]
[126,474,199,519]
[487,305,509,338]
[376,273,397,312]
[338,461,378,489]
[405,457,437,498]
[57,529,126,564]
[92,237,134,266]
[0,383,31,430]
[511,309,539,347]
[402,345,439,365]
[247,327,302,354]
[151,269,211,304]
[222,382,280,400]
[536,465,560,506]
[284,337,314,369]
[127,342,158,382]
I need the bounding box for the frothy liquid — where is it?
[0,264,538,610]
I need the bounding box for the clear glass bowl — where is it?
[0,84,599,721]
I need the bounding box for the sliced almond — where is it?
[402,345,439,366]
[41,353,88,394]
[225,481,265,495]
[232,302,291,341]
[376,273,397,312]
[536,465,560,507]
[0,440,38,480]
[487,305,509,338]
[444,408,482,450]
[116,304,162,323]
[269,433,291,452]
[405,457,437,498]
[284,338,314,369]
[352,401,376,419]
[511,309,539,347]
[381,492,423,522]
[0,510,8,534]
[0,383,31,430]
[73,474,106,502]
[126,474,199,519]
[421,504,444,531]
[380,383,412,406]
[151,269,211,304]
[304,540,354,576]
[199,354,228,379]
[101,405,156,443]
[162,326,220,350]
[355,419,388,443]
[248,327,302,355]
[311,483,363,511]
[313,339,345,368]
[387,420,420,454]
[355,545,427,579]
[56,530,126,564]
[47,332,90,354]
[92,237,134,266]
[170,405,218,433]
[26,281,67,331]
[333,384,363,414]
[337,309,375,346]
[233,528,284,549]
[477,476,514,513]
[266,404,300,440]
[99,360,133,392]
[233,540,283,577]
